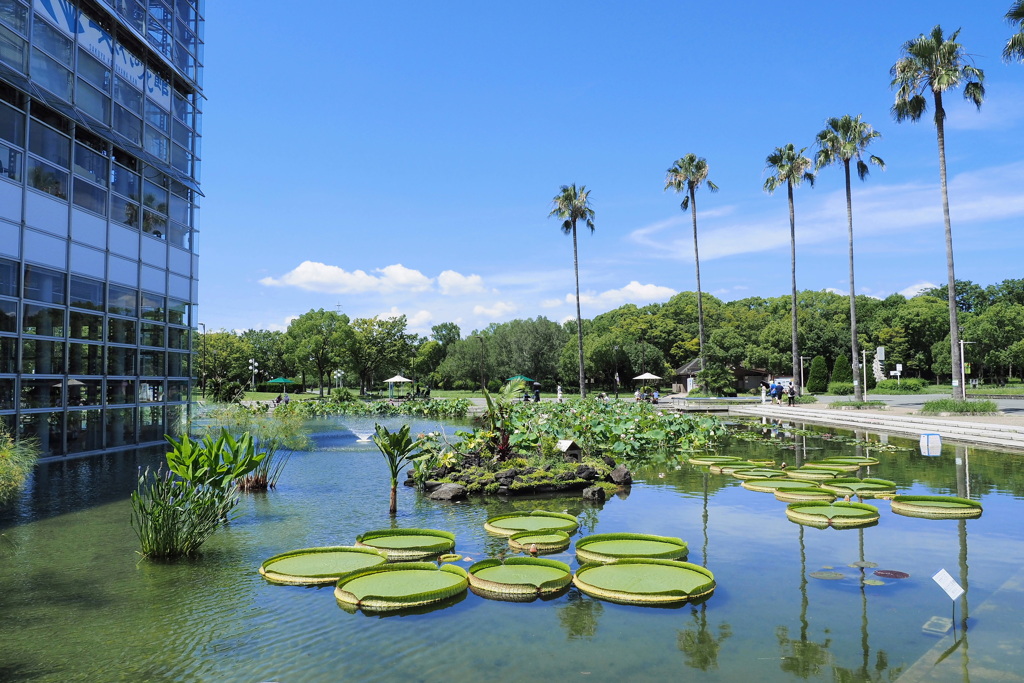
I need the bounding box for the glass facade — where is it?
[0,0,202,458]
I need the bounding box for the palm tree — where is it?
[549,183,595,398]
[763,144,814,394]
[1005,1,1024,63]
[814,116,885,402]
[371,423,421,515]
[664,154,719,367]
[891,26,984,400]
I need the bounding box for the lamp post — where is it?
[249,358,259,391]
[959,339,975,396]
[614,345,620,400]
[198,322,206,398]
[799,355,810,394]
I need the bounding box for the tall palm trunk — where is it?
[787,183,800,392]
[934,92,964,400]
[690,187,705,363]
[572,220,586,398]
[844,160,863,401]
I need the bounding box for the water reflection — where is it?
[556,588,603,640]
[677,602,732,671]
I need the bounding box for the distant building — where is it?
[0,0,203,458]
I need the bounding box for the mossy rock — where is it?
[467,557,572,600]
[785,501,880,528]
[259,546,387,585]
[484,510,579,536]
[334,562,468,612]
[820,478,898,499]
[573,559,715,605]
[741,478,820,493]
[355,528,456,560]
[508,529,571,554]
[774,487,836,503]
[890,495,982,519]
[575,533,687,563]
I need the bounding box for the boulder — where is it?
[582,486,606,502]
[600,455,617,469]
[427,483,468,501]
[609,465,632,486]
[576,464,599,481]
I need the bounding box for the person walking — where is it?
[557,385,563,403]
[787,383,796,407]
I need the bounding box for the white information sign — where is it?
[932,568,964,601]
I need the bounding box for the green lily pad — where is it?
[809,571,845,580]
[484,510,579,536]
[334,562,468,612]
[890,495,983,519]
[575,533,687,563]
[355,528,456,560]
[260,546,387,585]
[468,557,572,599]
[573,559,715,605]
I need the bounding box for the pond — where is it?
[2,415,1023,682]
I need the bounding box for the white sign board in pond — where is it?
[932,569,965,601]
[920,433,942,456]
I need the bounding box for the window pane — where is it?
[32,17,72,65]
[107,379,135,404]
[113,76,142,113]
[139,404,163,441]
[143,124,168,161]
[0,256,17,296]
[24,266,65,304]
[105,406,135,446]
[139,349,162,375]
[0,375,12,407]
[70,275,105,310]
[0,100,24,145]
[167,325,187,348]
[23,302,64,336]
[144,99,169,131]
[0,298,15,332]
[0,24,28,73]
[140,378,163,402]
[141,321,163,346]
[27,156,67,197]
[111,194,139,227]
[106,345,136,374]
[21,378,62,407]
[68,342,104,375]
[108,284,137,316]
[72,178,106,214]
[74,142,108,184]
[30,48,72,99]
[143,210,166,238]
[113,105,141,144]
[111,163,140,199]
[167,298,186,325]
[141,293,164,321]
[69,310,103,340]
[29,119,69,166]
[75,78,109,123]
[66,408,103,452]
[1,0,29,34]
[107,316,135,343]
[20,338,64,373]
[77,49,110,90]
[166,350,187,376]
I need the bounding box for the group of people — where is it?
[763,380,796,406]
[634,388,660,404]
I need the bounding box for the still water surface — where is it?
[2,416,1023,682]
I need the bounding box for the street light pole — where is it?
[614,345,620,400]
[959,339,975,396]
[249,358,259,391]
[799,355,810,395]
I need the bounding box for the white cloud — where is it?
[438,270,487,295]
[899,281,937,298]
[574,281,678,307]
[260,261,432,294]
[539,298,563,308]
[473,301,517,318]
[266,314,298,332]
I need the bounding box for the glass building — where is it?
[0,0,202,458]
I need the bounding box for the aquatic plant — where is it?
[164,429,265,492]
[371,423,422,515]
[0,426,38,503]
[129,467,233,559]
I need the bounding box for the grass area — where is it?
[829,400,887,409]
[919,398,999,415]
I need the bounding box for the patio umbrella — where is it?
[506,374,535,383]
[383,375,412,398]
[267,377,295,394]
[633,372,662,381]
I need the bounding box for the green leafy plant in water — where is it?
[130,467,234,559]
[165,429,265,491]
[372,423,422,515]
[0,425,38,504]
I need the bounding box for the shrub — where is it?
[0,426,38,503]
[873,378,928,393]
[332,387,356,402]
[208,379,245,403]
[831,354,853,383]
[805,356,829,393]
[920,399,998,415]
[827,382,856,395]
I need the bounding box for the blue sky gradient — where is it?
[197,1,1024,335]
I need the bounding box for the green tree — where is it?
[430,322,462,350]
[347,316,414,393]
[286,309,352,397]
[549,183,596,398]
[665,154,719,365]
[814,114,885,401]
[410,340,445,387]
[239,329,291,383]
[805,355,829,393]
[371,423,421,515]
[891,25,985,399]
[1005,1,1024,63]
[832,353,853,383]
[763,144,815,393]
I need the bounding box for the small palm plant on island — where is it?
[372,423,422,515]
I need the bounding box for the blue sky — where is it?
[197,1,1024,336]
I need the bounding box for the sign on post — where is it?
[932,569,964,601]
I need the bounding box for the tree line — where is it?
[196,277,1024,398]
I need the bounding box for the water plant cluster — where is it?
[0,425,38,503]
[276,397,472,420]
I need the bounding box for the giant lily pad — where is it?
[785,501,880,528]
[774,487,836,503]
[484,510,579,536]
[334,562,468,612]
[259,546,386,585]
[732,468,788,480]
[468,557,572,600]
[687,455,743,466]
[784,466,844,480]
[508,529,571,554]
[821,478,897,499]
[741,478,820,493]
[355,528,456,560]
[890,495,982,519]
[800,461,862,473]
[820,456,880,467]
[575,533,688,563]
[573,559,715,605]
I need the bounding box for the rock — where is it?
[556,471,576,482]
[423,480,445,492]
[427,483,468,501]
[582,486,606,502]
[576,464,599,481]
[600,455,617,469]
[609,465,632,486]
